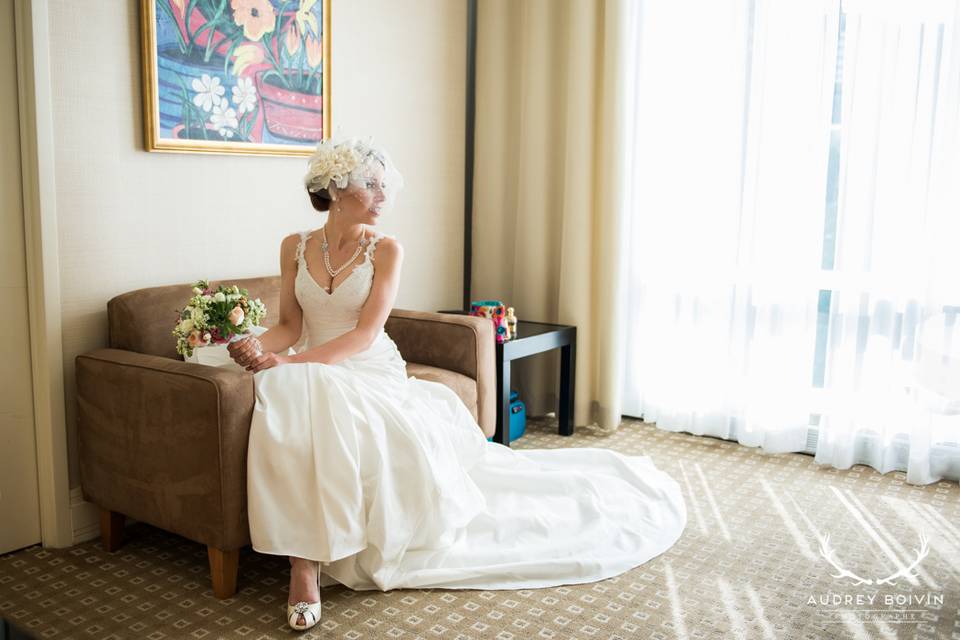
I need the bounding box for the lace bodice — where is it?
[293,228,388,350]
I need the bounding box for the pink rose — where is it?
[228,305,245,326]
[187,331,208,348]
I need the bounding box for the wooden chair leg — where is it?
[208,546,239,599]
[99,508,126,552]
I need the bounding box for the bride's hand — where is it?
[228,335,262,368]
[246,352,290,373]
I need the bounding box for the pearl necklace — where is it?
[320,224,368,284]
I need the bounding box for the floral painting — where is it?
[140,0,330,156]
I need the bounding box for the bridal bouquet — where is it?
[173,280,267,357]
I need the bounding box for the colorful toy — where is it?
[469,300,510,344]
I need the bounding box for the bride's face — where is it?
[336,163,387,224]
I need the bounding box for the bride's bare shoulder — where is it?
[373,234,403,263]
[282,231,303,248]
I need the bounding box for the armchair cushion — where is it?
[406,363,479,424]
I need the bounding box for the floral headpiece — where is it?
[303,136,405,213]
[304,137,379,194]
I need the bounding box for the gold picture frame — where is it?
[140,0,331,157]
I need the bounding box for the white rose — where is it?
[214,292,226,302]
[179,318,194,333]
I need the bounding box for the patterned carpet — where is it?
[1,417,958,640]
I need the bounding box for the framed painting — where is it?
[140,0,331,156]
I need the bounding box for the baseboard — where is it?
[70,487,101,544]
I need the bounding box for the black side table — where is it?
[440,311,577,446]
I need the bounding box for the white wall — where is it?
[48,0,466,489]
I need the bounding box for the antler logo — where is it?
[817,531,930,586]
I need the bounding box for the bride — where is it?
[227,138,687,632]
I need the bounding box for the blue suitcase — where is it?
[487,390,526,442]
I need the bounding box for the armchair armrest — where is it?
[76,349,254,550]
[385,309,495,438]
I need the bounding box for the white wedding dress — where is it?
[246,229,687,591]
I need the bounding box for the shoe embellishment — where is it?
[293,601,310,614]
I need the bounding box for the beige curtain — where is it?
[472,0,634,430]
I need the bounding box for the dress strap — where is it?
[295,230,310,265]
[365,231,392,263]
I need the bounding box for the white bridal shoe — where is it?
[287,599,321,631]
[287,562,322,632]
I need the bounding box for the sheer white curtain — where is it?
[622,0,960,484]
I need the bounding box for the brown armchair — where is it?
[76,276,494,598]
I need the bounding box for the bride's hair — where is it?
[308,188,332,212]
